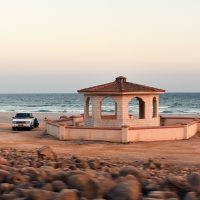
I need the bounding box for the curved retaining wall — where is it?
[46,117,200,143]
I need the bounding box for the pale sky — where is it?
[0,0,200,93]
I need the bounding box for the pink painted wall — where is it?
[46,119,200,143]
[127,126,185,142]
[63,127,122,142]
[186,122,199,139]
[161,117,194,126]
[46,123,60,138]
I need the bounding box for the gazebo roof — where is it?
[78,76,165,94]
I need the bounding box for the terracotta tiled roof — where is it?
[78,76,165,93]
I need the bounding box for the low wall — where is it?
[61,127,122,142]
[46,118,200,143]
[161,116,197,126]
[186,121,199,139]
[127,126,185,142]
[46,122,60,138]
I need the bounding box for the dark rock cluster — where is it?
[0,147,199,200]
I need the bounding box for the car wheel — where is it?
[12,127,16,131]
[34,118,39,128]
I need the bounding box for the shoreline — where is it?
[0,112,199,123]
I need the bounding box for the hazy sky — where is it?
[0,0,200,93]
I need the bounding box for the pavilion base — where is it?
[45,115,200,143]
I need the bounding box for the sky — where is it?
[0,0,200,93]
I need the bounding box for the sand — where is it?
[0,112,200,166]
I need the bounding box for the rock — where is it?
[142,179,160,194]
[51,180,67,192]
[37,145,57,160]
[66,171,99,199]
[42,184,53,192]
[167,174,190,192]
[149,162,156,170]
[97,177,115,196]
[0,157,8,165]
[55,189,79,200]
[105,178,141,200]
[187,173,200,192]
[0,169,9,182]
[184,192,197,200]
[15,183,32,190]
[119,166,142,181]
[88,160,100,170]
[40,166,58,182]
[22,189,55,200]
[1,192,18,200]
[69,165,77,170]
[76,161,88,169]
[0,183,15,193]
[6,172,28,184]
[147,191,178,199]
[93,199,106,200]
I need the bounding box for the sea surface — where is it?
[0,93,200,115]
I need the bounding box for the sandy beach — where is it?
[1,113,200,199]
[0,112,200,166]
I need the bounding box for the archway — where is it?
[85,97,93,117]
[128,97,145,119]
[152,97,157,118]
[101,97,117,119]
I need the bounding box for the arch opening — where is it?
[128,97,145,119]
[85,97,93,117]
[101,97,117,119]
[152,97,157,118]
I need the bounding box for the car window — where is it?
[15,113,32,118]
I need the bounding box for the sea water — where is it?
[0,93,199,115]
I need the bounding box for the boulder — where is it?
[21,188,55,200]
[42,183,54,191]
[0,183,15,193]
[1,192,18,200]
[96,177,115,196]
[0,169,9,182]
[187,173,200,192]
[66,171,99,199]
[55,189,79,200]
[0,157,8,165]
[167,174,190,192]
[88,159,100,170]
[51,180,67,192]
[184,192,197,200]
[6,172,28,184]
[105,178,141,200]
[119,166,142,181]
[37,146,57,160]
[147,191,178,199]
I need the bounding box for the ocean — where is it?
[0,93,200,115]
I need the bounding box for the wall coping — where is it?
[128,125,184,130]
[46,122,60,127]
[161,115,200,120]
[187,120,200,126]
[47,118,200,130]
[64,126,121,130]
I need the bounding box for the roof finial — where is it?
[115,76,127,83]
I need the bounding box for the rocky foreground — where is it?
[0,146,200,200]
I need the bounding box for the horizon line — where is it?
[0,92,200,94]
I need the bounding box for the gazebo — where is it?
[78,76,165,127]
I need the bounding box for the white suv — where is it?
[12,113,39,131]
